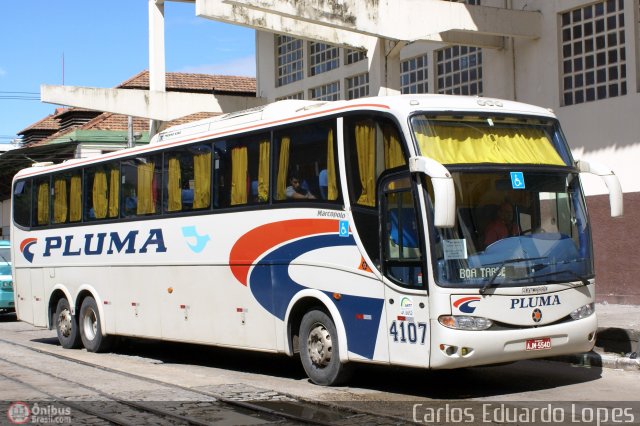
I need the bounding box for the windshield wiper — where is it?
[479,256,547,295]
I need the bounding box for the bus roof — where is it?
[13,94,556,179]
[151,94,556,145]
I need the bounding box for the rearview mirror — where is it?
[409,156,456,228]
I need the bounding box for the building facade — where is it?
[254,0,640,303]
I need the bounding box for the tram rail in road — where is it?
[0,341,353,425]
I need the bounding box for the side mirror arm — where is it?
[576,160,623,217]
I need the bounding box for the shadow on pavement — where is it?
[32,334,603,399]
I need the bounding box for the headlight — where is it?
[0,281,12,289]
[570,303,595,320]
[439,315,493,330]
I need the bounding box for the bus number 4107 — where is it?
[389,321,427,344]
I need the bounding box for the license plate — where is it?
[526,337,551,351]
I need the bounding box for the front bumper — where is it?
[429,313,597,368]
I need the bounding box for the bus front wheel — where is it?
[299,310,351,386]
[54,298,81,349]
[79,296,112,353]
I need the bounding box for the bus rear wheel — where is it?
[299,310,351,386]
[79,296,112,353]
[54,298,81,349]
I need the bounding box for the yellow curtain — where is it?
[415,123,565,165]
[194,152,211,209]
[384,126,406,169]
[93,171,108,219]
[69,176,82,222]
[53,178,67,224]
[356,122,376,207]
[276,137,290,200]
[231,147,248,205]
[167,157,182,212]
[108,168,120,218]
[257,140,270,202]
[326,129,338,200]
[137,162,156,215]
[37,182,50,225]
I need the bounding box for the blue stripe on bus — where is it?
[248,234,383,360]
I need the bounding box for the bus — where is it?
[11,95,622,385]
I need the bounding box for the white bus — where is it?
[11,95,622,385]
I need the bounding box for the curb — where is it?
[549,351,640,372]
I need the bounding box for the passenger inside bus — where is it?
[483,201,520,247]
[286,175,316,200]
[181,182,194,209]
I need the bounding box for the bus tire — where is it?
[54,298,81,349]
[299,309,351,386]
[79,296,112,353]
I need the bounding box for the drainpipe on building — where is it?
[127,116,135,149]
[507,0,517,101]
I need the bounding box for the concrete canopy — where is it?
[200,0,541,49]
[40,85,266,122]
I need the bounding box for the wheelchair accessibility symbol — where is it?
[510,172,525,189]
[339,220,349,237]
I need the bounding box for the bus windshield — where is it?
[425,171,594,288]
[410,113,593,289]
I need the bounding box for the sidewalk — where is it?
[551,303,640,371]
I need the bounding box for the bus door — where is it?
[379,173,430,367]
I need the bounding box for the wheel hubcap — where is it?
[58,309,72,337]
[83,309,98,340]
[307,323,332,367]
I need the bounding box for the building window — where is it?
[276,92,305,101]
[345,49,367,65]
[436,46,483,95]
[309,82,341,101]
[309,42,340,76]
[401,54,429,94]
[560,0,627,106]
[276,35,304,87]
[346,73,370,100]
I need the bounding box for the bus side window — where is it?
[214,133,270,208]
[164,144,212,213]
[33,177,50,227]
[274,120,339,202]
[121,156,161,217]
[52,171,82,225]
[85,163,120,221]
[381,175,423,288]
[13,179,32,228]
[344,116,406,208]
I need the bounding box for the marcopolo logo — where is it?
[20,229,167,262]
[453,296,481,314]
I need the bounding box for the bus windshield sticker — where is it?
[510,171,526,189]
[443,239,467,260]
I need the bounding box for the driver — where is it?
[484,201,520,247]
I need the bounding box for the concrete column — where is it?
[368,38,402,97]
[149,0,166,136]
